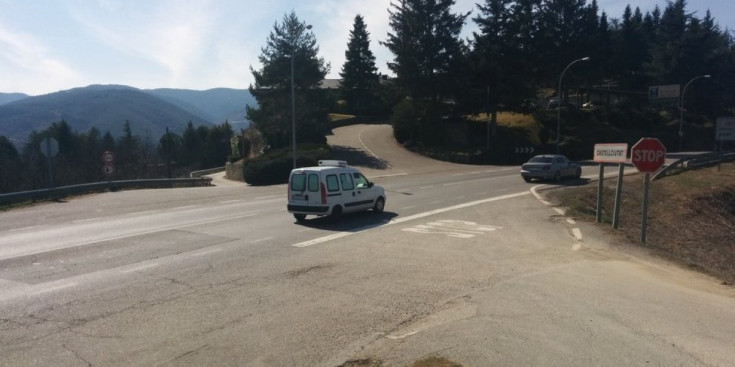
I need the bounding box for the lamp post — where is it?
[292,24,312,169]
[679,74,710,152]
[556,56,590,154]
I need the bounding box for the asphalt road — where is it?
[1,124,734,367]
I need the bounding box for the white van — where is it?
[287,160,386,222]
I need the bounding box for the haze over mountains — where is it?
[0,85,256,147]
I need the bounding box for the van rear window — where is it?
[307,174,319,192]
[290,174,306,191]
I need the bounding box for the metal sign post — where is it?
[641,173,651,242]
[630,138,667,243]
[40,137,59,188]
[593,143,628,224]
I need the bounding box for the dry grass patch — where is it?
[547,163,735,284]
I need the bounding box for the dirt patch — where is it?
[546,162,735,284]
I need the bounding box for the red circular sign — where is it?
[102,150,115,163]
[631,138,667,173]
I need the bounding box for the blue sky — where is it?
[1,0,733,95]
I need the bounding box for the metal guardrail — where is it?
[652,152,735,180]
[190,166,225,178]
[0,177,212,206]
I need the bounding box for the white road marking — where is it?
[293,191,529,248]
[172,205,199,211]
[31,282,77,295]
[120,263,160,273]
[572,228,583,241]
[567,218,576,225]
[219,199,246,204]
[554,208,566,215]
[190,248,223,257]
[255,195,278,200]
[249,237,273,244]
[386,331,419,340]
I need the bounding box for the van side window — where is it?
[326,174,340,192]
[340,173,354,190]
[307,174,319,192]
[353,173,369,188]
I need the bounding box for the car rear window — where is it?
[529,157,553,163]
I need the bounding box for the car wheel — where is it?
[523,177,531,183]
[373,197,385,213]
[575,168,582,179]
[330,205,343,222]
[553,171,561,182]
[293,213,306,222]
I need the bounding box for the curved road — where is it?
[1,123,734,367]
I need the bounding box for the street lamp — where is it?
[679,74,710,152]
[292,24,312,169]
[556,56,590,155]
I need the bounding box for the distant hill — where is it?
[0,93,29,106]
[147,88,255,131]
[0,85,211,147]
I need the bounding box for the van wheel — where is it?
[575,168,582,179]
[373,197,385,213]
[330,206,343,222]
[293,214,306,222]
[554,171,561,182]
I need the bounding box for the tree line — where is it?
[0,120,235,193]
[248,0,734,156]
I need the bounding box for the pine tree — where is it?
[340,15,380,115]
[247,11,329,151]
[383,0,470,103]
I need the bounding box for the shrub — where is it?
[242,144,330,185]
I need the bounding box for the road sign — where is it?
[593,143,628,163]
[514,147,535,154]
[716,117,735,141]
[631,138,666,173]
[103,162,115,176]
[40,137,59,157]
[648,84,680,99]
[102,150,116,163]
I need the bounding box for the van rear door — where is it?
[289,170,322,212]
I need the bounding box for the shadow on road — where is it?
[294,211,399,232]
[330,145,390,170]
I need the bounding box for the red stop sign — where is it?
[631,138,667,172]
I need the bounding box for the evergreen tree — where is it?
[181,121,202,167]
[247,11,329,152]
[536,0,590,84]
[383,0,470,103]
[0,135,22,192]
[339,15,380,115]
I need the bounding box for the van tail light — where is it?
[320,182,327,204]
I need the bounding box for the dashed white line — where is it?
[250,237,274,244]
[572,228,583,241]
[567,218,576,225]
[553,208,566,216]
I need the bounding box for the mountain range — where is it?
[0,85,256,147]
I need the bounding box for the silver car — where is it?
[521,154,582,182]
